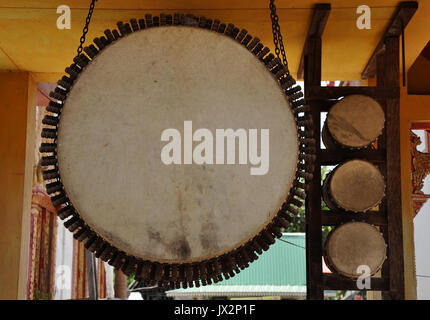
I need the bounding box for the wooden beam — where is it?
[411,122,430,130]
[323,275,389,291]
[320,149,385,165]
[297,3,331,80]
[384,36,405,300]
[321,211,387,226]
[361,1,418,79]
[376,52,391,300]
[305,86,400,100]
[304,36,324,300]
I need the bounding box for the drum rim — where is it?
[322,171,341,212]
[39,14,315,286]
[325,159,386,213]
[326,94,385,149]
[324,221,387,278]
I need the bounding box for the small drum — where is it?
[324,222,387,278]
[322,94,385,150]
[322,159,385,212]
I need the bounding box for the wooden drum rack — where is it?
[302,2,418,300]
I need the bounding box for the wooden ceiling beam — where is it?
[297,3,331,80]
[361,1,418,79]
[411,122,430,130]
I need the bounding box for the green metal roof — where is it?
[166,233,307,297]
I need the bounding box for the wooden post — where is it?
[383,36,405,300]
[297,4,331,79]
[361,2,418,79]
[377,53,391,300]
[304,36,324,300]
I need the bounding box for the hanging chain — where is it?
[269,0,289,73]
[76,0,98,58]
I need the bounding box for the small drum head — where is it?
[55,26,299,263]
[326,95,385,148]
[328,159,385,212]
[324,222,387,278]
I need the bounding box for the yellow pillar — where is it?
[400,87,430,300]
[0,71,36,299]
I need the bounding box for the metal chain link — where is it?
[76,0,98,58]
[269,0,290,74]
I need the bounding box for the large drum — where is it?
[40,15,312,287]
[322,159,385,212]
[322,94,385,150]
[324,222,387,278]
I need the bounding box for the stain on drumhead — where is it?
[171,238,192,260]
[327,95,385,148]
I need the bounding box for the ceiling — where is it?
[0,0,428,81]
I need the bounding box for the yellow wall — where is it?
[0,72,36,299]
[399,87,430,300]
[408,54,430,95]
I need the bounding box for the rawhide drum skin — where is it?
[39,15,316,288]
[324,222,387,278]
[322,94,385,150]
[57,27,299,262]
[322,159,385,212]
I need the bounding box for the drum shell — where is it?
[323,222,387,278]
[322,159,385,213]
[321,120,343,150]
[322,168,340,212]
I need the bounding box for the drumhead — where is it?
[56,26,299,263]
[329,159,385,212]
[327,95,385,148]
[325,222,386,278]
